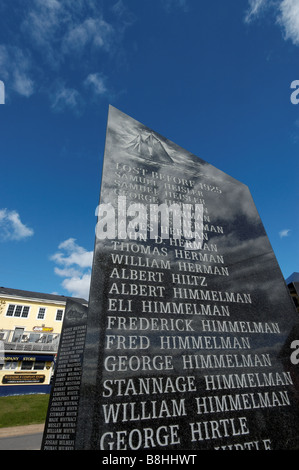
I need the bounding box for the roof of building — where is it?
[286,272,299,284]
[0,286,87,305]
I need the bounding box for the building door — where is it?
[12,327,24,342]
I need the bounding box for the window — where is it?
[6,304,30,318]
[3,361,18,370]
[19,360,45,370]
[37,307,46,320]
[29,333,40,343]
[6,305,15,316]
[56,309,64,321]
[12,328,25,342]
[34,361,45,370]
[21,361,33,370]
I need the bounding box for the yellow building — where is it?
[0,287,87,396]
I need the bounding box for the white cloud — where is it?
[13,70,34,97]
[279,228,291,238]
[22,0,63,63]
[61,273,91,300]
[62,17,114,55]
[51,238,93,299]
[0,46,34,98]
[50,83,82,113]
[278,0,299,46]
[244,0,268,23]
[245,0,299,47]
[84,73,107,96]
[51,238,93,268]
[0,209,34,241]
[1,0,133,108]
[54,267,83,278]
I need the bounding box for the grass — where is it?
[0,394,49,428]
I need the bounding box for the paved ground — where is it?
[0,424,44,450]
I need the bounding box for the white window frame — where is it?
[55,309,64,321]
[6,304,30,318]
[37,307,46,320]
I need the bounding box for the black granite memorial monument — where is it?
[42,106,299,451]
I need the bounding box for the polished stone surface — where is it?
[41,299,87,450]
[74,106,299,450]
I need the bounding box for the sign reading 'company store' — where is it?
[42,106,299,451]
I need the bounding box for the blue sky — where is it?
[0,0,298,300]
